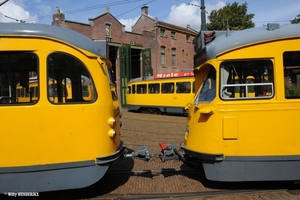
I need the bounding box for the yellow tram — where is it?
[181,23,300,181]
[126,72,195,114]
[0,23,125,192]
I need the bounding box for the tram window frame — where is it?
[0,52,38,105]
[162,82,174,93]
[148,83,160,94]
[220,59,274,100]
[176,81,191,93]
[47,52,96,104]
[283,51,300,99]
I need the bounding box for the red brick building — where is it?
[52,6,197,106]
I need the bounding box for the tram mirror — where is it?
[19,72,29,89]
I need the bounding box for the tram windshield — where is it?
[194,67,216,104]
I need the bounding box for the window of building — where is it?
[105,23,111,37]
[171,31,176,39]
[182,49,185,61]
[47,52,96,103]
[219,59,274,100]
[283,51,300,98]
[160,28,165,37]
[161,46,166,66]
[172,48,176,67]
[186,34,190,42]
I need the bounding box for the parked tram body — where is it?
[182,24,300,182]
[0,23,125,192]
[126,75,195,114]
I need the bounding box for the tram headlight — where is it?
[108,129,116,138]
[185,126,189,139]
[108,117,116,127]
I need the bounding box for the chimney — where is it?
[141,5,148,15]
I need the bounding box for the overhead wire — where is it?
[22,0,147,22]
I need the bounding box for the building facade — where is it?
[52,6,197,107]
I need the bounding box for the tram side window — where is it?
[127,85,131,94]
[137,84,147,94]
[162,82,174,93]
[0,52,38,105]
[283,51,300,99]
[148,83,160,94]
[132,84,136,94]
[47,53,96,103]
[220,59,274,100]
[176,82,191,93]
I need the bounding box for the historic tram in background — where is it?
[126,72,195,115]
[177,23,300,182]
[0,23,126,193]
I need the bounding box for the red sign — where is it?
[154,71,194,79]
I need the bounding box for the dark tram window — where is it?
[283,51,300,99]
[47,53,96,104]
[162,82,174,93]
[148,83,160,94]
[0,52,38,105]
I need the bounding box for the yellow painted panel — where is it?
[222,116,238,140]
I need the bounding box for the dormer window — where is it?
[171,31,176,39]
[160,28,166,37]
[105,23,111,37]
[186,34,190,42]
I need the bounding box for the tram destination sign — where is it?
[154,71,194,79]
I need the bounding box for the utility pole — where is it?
[189,0,206,31]
[200,0,206,30]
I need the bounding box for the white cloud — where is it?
[165,0,227,31]
[0,0,37,23]
[119,16,139,32]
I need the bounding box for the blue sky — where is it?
[0,0,299,31]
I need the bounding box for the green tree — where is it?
[290,14,300,24]
[206,2,255,31]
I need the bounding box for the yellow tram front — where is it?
[0,23,125,193]
[182,24,300,182]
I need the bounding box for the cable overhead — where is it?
[23,0,145,22]
[115,0,156,17]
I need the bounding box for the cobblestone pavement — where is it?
[5,109,299,200]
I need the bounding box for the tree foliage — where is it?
[290,14,300,24]
[206,2,255,31]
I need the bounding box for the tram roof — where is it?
[206,23,300,59]
[128,76,154,83]
[0,23,105,57]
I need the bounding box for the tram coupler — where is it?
[124,145,152,161]
[158,142,179,162]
